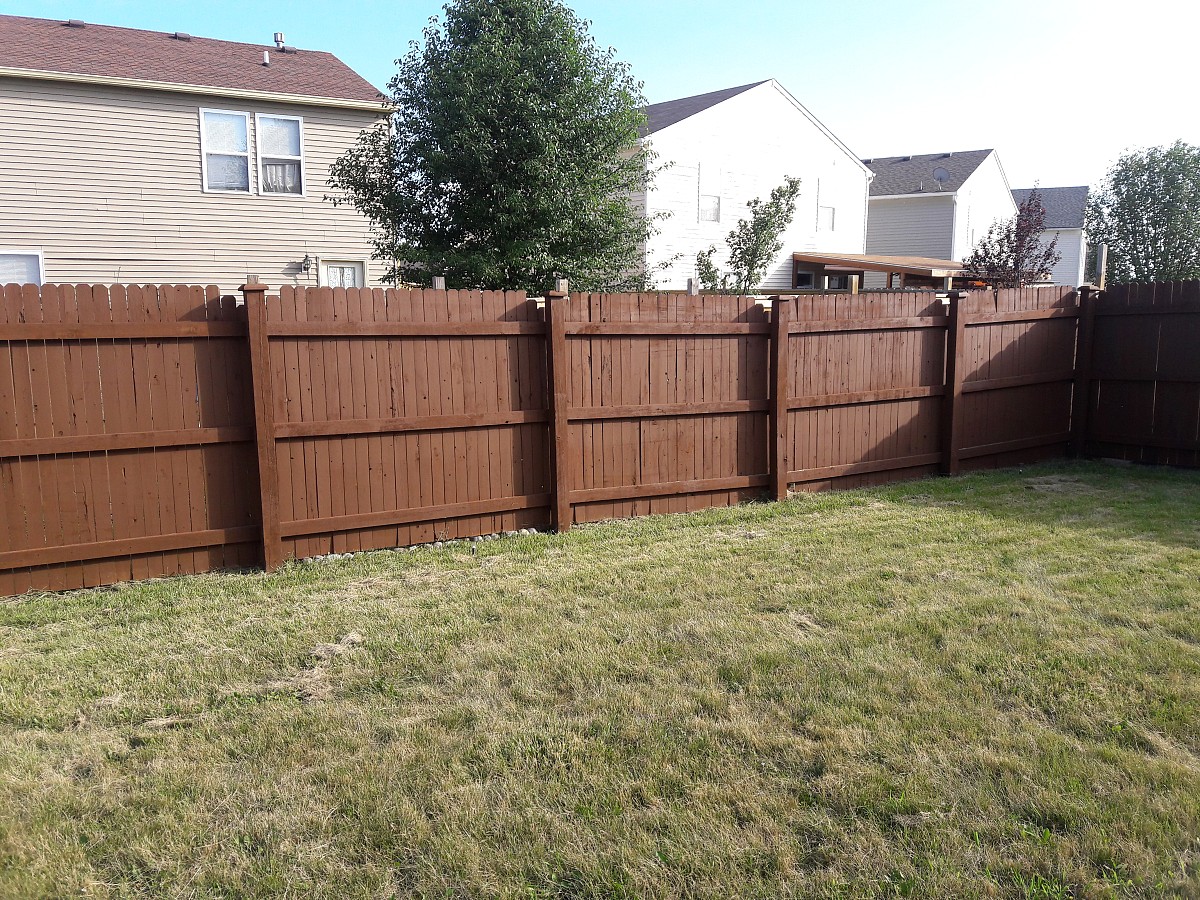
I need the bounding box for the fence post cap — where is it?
[545,290,568,300]
[240,283,269,292]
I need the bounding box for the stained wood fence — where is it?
[1075,280,1200,467]
[0,280,1187,596]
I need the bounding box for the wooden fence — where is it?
[0,284,259,597]
[2,279,1188,596]
[1076,280,1200,467]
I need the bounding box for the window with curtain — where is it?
[0,252,42,285]
[322,261,364,288]
[200,110,250,192]
[257,115,304,195]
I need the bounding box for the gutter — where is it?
[0,65,389,113]
[868,191,960,201]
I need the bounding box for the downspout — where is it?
[949,194,959,261]
[862,173,873,253]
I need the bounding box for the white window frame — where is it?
[818,205,836,232]
[699,194,721,223]
[0,247,45,285]
[199,108,253,194]
[318,258,368,288]
[255,113,306,198]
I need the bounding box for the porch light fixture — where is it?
[301,254,313,273]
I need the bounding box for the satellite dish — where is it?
[932,166,951,187]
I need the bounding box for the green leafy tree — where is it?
[328,0,660,291]
[962,187,1061,287]
[695,177,802,294]
[1085,140,1200,284]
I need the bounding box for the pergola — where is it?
[791,252,966,291]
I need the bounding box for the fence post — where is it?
[940,292,966,475]
[769,296,792,500]
[545,287,572,532]
[243,283,285,571]
[1070,285,1098,457]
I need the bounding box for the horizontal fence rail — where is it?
[2,278,1194,597]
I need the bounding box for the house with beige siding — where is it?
[861,149,1016,288]
[635,80,872,291]
[0,14,386,289]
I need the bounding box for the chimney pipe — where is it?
[274,32,286,49]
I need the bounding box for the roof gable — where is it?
[863,149,993,196]
[641,80,870,176]
[1011,186,1088,229]
[0,14,382,105]
[641,81,768,136]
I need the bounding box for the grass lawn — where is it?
[1,461,1198,899]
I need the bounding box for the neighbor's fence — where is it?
[1075,280,1200,467]
[5,279,1189,597]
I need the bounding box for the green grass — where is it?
[1,461,1199,899]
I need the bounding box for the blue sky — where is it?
[6,0,1199,188]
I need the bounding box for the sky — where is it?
[5,0,1200,189]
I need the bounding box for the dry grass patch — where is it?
[0,461,1198,898]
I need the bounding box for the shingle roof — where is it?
[862,149,994,197]
[641,81,768,136]
[1011,186,1088,229]
[0,14,382,104]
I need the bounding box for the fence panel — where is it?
[783,291,948,491]
[561,293,770,524]
[11,276,1200,598]
[956,286,1080,470]
[1085,280,1200,467]
[0,283,259,595]
[256,286,551,561]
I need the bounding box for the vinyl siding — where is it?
[641,81,869,291]
[0,76,385,289]
[953,153,1017,259]
[862,195,954,288]
[1042,227,1086,285]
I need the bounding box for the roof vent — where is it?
[274,31,286,49]
[262,50,270,66]
[173,32,192,41]
[64,19,86,27]
[863,158,873,163]
[901,155,912,161]
[944,152,953,158]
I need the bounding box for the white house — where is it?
[636,80,872,291]
[1011,186,1089,286]
[862,149,1016,287]
[0,14,386,289]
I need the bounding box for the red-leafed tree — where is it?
[962,187,1061,287]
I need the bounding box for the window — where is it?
[256,114,304,195]
[827,275,849,290]
[818,205,836,232]
[322,260,364,288]
[200,109,250,192]
[793,271,815,289]
[699,194,721,223]
[0,250,43,285]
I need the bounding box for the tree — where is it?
[328,0,659,292]
[695,177,802,294]
[1085,141,1200,285]
[961,187,1061,287]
